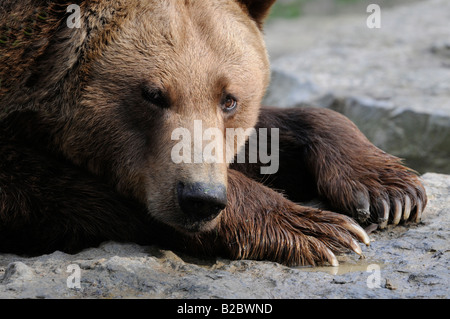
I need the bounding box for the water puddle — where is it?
[295,259,384,276]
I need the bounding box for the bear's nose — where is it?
[177,182,227,222]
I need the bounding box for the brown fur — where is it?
[0,0,426,266]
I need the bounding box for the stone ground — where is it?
[0,1,449,299]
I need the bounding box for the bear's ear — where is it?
[237,0,277,29]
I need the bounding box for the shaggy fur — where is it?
[0,0,426,266]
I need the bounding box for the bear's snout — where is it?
[177,182,227,226]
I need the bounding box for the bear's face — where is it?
[59,0,272,232]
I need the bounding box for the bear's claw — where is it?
[367,176,427,229]
[322,159,427,229]
[392,198,402,225]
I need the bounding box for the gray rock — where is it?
[263,0,450,174]
[1,262,34,285]
[0,173,448,299]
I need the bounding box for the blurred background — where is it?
[268,0,420,19]
[262,0,450,175]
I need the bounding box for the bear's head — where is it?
[0,0,276,233]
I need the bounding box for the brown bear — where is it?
[0,0,426,266]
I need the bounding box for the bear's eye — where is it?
[142,85,170,109]
[222,95,238,113]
